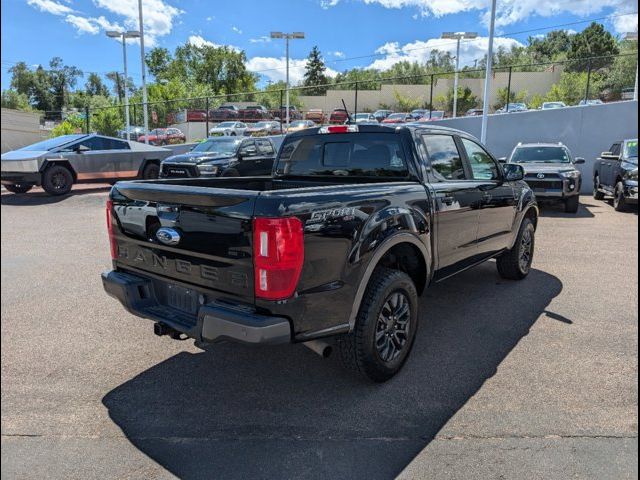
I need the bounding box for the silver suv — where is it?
[503,142,585,213]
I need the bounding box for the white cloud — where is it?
[27,0,73,15]
[92,15,123,32]
[322,0,638,33]
[331,51,345,58]
[64,14,100,34]
[246,56,339,84]
[92,0,183,46]
[206,16,213,21]
[187,35,240,51]
[250,35,271,43]
[232,26,242,34]
[367,36,524,70]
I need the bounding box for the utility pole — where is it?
[441,31,478,118]
[106,30,140,140]
[270,31,305,129]
[138,0,149,142]
[480,0,497,144]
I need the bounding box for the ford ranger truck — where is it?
[102,124,538,382]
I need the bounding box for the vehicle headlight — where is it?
[560,170,580,178]
[197,164,219,175]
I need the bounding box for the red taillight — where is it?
[253,217,304,300]
[106,199,117,260]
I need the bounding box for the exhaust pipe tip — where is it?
[303,340,333,358]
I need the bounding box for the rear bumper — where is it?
[1,172,42,186]
[102,270,291,345]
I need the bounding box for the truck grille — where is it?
[162,163,199,178]
[524,173,564,191]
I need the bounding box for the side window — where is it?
[461,138,500,181]
[103,138,130,150]
[240,140,257,156]
[422,134,467,181]
[72,137,105,151]
[256,139,274,155]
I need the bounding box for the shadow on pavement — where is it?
[537,199,596,218]
[0,186,110,206]
[103,263,563,480]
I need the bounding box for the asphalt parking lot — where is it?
[1,187,637,479]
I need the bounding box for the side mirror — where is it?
[574,157,586,164]
[498,157,507,164]
[503,163,525,182]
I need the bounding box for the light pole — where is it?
[441,32,478,118]
[270,31,305,129]
[623,32,638,101]
[480,0,497,144]
[138,0,149,143]
[106,30,140,141]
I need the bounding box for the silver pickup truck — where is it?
[1,133,173,195]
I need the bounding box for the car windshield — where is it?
[512,146,570,163]
[624,140,638,161]
[217,122,236,128]
[18,134,86,151]
[192,138,240,155]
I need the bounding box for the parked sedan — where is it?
[329,108,350,124]
[138,128,186,145]
[496,103,528,114]
[1,134,171,195]
[244,121,282,137]
[210,105,240,121]
[305,109,326,124]
[417,110,446,122]
[410,109,429,120]
[353,113,377,124]
[209,121,248,137]
[541,101,567,110]
[382,113,413,124]
[287,120,316,132]
[117,125,146,140]
[372,109,394,122]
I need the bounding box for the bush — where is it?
[494,88,529,109]
[50,114,85,137]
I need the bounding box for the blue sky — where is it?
[1,0,637,88]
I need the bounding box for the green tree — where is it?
[494,87,529,109]
[85,73,109,97]
[145,47,172,80]
[1,90,32,110]
[527,30,573,62]
[91,107,123,136]
[435,86,479,113]
[392,89,423,111]
[50,114,85,137]
[544,71,603,105]
[567,22,619,71]
[48,57,83,111]
[303,46,329,95]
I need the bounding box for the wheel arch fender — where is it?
[40,158,77,182]
[347,232,431,332]
[137,158,160,178]
[508,198,539,250]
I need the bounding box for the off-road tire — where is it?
[337,267,418,383]
[141,162,160,180]
[593,176,605,200]
[564,195,580,213]
[42,165,73,196]
[497,218,535,280]
[613,181,627,212]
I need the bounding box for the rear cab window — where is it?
[275,132,410,178]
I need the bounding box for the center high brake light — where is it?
[318,125,359,134]
[253,217,304,300]
[106,199,117,260]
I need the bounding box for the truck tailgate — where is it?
[110,181,257,304]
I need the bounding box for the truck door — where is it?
[459,137,517,257]
[421,133,482,278]
[60,136,114,180]
[602,143,621,188]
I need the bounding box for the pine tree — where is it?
[303,46,328,95]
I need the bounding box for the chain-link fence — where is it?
[43,52,637,142]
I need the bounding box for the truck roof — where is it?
[285,123,478,141]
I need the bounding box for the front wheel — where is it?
[141,162,160,180]
[42,165,73,196]
[338,267,418,383]
[4,184,33,194]
[564,195,580,213]
[613,182,627,212]
[593,176,605,200]
[497,218,535,280]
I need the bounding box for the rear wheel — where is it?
[564,195,580,213]
[338,267,418,382]
[42,165,73,196]
[141,162,160,180]
[497,218,535,280]
[4,184,33,194]
[613,181,627,212]
[593,176,605,200]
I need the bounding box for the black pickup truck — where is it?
[593,139,638,211]
[102,124,538,382]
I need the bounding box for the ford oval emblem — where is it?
[156,227,181,246]
[537,173,545,179]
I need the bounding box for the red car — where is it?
[305,109,326,124]
[416,111,446,122]
[381,113,413,124]
[329,108,349,124]
[238,105,272,122]
[137,128,186,146]
[210,106,240,121]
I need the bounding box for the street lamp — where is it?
[481,0,497,144]
[623,32,638,101]
[441,31,478,118]
[106,30,140,141]
[270,31,305,128]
